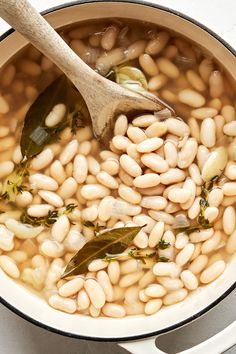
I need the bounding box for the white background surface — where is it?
[0,0,235,353]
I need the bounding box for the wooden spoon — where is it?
[0,0,174,144]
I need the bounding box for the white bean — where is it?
[178,89,205,108]
[200,260,226,283]
[59,277,84,297]
[139,270,156,288]
[97,270,113,302]
[145,284,166,298]
[221,105,235,123]
[208,188,224,207]
[189,255,209,274]
[223,206,236,235]
[186,70,206,91]
[166,118,190,137]
[139,53,159,76]
[127,127,146,144]
[153,262,180,278]
[133,174,160,188]
[58,177,77,199]
[223,121,236,136]
[137,138,163,153]
[120,154,142,177]
[89,304,101,318]
[38,190,63,208]
[201,147,227,181]
[141,196,167,210]
[160,168,185,185]
[81,184,109,200]
[114,114,128,136]
[225,162,236,180]
[180,270,198,290]
[72,154,88,183]
[204,207,219,223]
[226,230,236,254]
[15,191,33,208]
[200,118,216,148]
[149,210,174,224]
[40,240,64,258]
[209,70,224,98]
[84,279,106,309]
[59,140,78,165]
[164,142,178,167]
[157,277,183,291]
[175,243,194,266]
[163,289,188,305]
[97,171,118,189]
[119,271,144,287]
[51,215,70,242]
[178,138,198,169]
[0,161,14,179]
[156,57,179,79]
[77,289,90,310]
[141,153,168,173]
[5,218,43,239]
[223,182,236,196]
[49,294,76,313]
[168,188,191,204]
[87,156,101,175]
[189,228,214,243]
[132,114,157,128]
[144,299,162,315]
[88,259,108,272]
[0,96,9,113]
[102,303,126,318]
[0,255,20,278]
[64,229,86,252]
[45,104,66,127]
[0,225,14,251]
[146,121,167,138]
[175,233,189,250]
[145,31,170,55]
[31,149,54,170]
[118,184,141,204]
[29,173,58,191]
[108,261,120,285]
[201,231,221,254]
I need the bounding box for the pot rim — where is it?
[0,0,235,343]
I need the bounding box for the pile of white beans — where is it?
[0,21,235,318]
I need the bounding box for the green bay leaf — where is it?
[62,225,143,278]
[20,75,69,159]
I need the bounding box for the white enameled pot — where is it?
[0,1,235,353]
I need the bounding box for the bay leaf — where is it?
[20,75,69,159]
[62,225,143,278]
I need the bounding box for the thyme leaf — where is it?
[0,161,30,202]
[156,239,170,250]
[82,220,106,235]
[157,256,169,263]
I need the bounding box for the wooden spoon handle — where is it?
[0,0,97,96]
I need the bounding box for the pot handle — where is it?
[118,320,236,354]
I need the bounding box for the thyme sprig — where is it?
[82,220,106,235]
[174,176,220,235]
[104,239,171,264]
[0,161,30,202]
[20,203,78,227]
